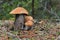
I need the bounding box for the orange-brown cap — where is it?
[25,16,33,22]
[10,7,28,15]
[25,21,34,27]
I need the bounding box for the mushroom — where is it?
[10,7,28,31]
[25,16,34,22]
[25,20,34,31]
[10,7,28,15]
[25,16,34,31]
[25,21,34,27]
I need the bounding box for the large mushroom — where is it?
[10,7,28,31]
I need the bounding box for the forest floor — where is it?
[0,20,60,40]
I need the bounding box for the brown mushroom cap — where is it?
[25,16,33,22]
[25,21,34,27]
[10,7,28,15]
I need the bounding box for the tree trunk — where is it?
[32,0,34,18]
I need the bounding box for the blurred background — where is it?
[0,0,60,20]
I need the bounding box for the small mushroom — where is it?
[25,16,34,22]
[25,20,34,31]
[25,16,34,31]
[25,21,34,27]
